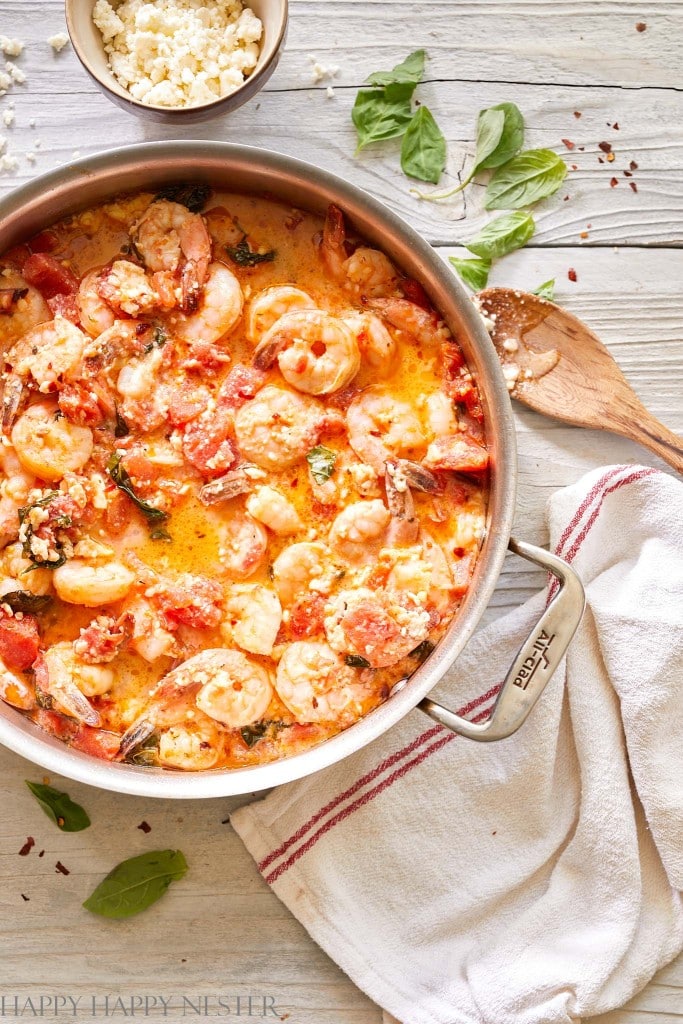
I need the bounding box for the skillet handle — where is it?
[419,538,585,741]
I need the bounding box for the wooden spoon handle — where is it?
[610,410,683,474]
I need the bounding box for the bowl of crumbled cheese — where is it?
[65,0,287,121]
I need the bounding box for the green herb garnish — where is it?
[225,237,276,267]
[25,781,91,832]
[345,654,371,668]
[352,83,415,152]
[448,256,491,291]
[400,106,447,184]
[306,445,337,485]
[114,406,130,438]
[107,453,170,528]
[409,639,436,663]
[484,148,567,210]
[465,211,536,261]
[154,183,212,212]
[1,591,52,614]
[533,278,556,301]
[18,491,67,571]
[365,49,426,88]
[143,326,167,354]
[82,850,188,919]
[124,732,160,767]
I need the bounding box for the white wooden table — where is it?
[1,2,682,1022]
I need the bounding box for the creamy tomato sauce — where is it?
[0,187,489,770]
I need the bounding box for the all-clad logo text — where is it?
[512,629,555,690]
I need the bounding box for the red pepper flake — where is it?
[598,141,612,153]
[612,122,620,130]
[563,195,570,201]
[607,152,616,162]
[571,164,578,171]
[561,138,575,150]
[610,177,619,187]
[137,820,152,834]
[630,160,639,170]
[21,893,30,902]
[636,21,647,31]
[629,181,638,192]
[221,817,230,824]
[587,223,593,228]
[38,849,45,858]
[568,268,577,282]
[578,146,585,152]
[19,837,35,856]
[573,111,582,119]
[598,157,605,164]
[624,170,633,177]
[55,860,70,875]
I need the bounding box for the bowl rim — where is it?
[64,0,289,116]
[0,140,517,797]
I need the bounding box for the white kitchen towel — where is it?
[231,464,683,1024]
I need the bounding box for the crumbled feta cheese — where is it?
[0,135,6,154]
[0,71,11,95]
[326,85,335,98]
[72,150,81,158]
[6,62,26,84]
[308,56,339,84]
[26,153,36,163]
[502,337,519,353]
[47,32,70,52]
[29,117,35,127]
[0,36,23,58]
[92,0,263,109]
[3,108,14,127]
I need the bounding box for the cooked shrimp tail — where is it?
[1,375,24,434]
[118,717,156,760]
[198,465,256,506]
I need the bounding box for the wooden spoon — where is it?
[478,287,683,474]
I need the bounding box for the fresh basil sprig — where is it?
[533,279,556,300]
[25,781,91,832]
[306,445,337,485]
[366,49,425,88]
[465,211,535,261]
[352,83,415,151]
[412,102,523,200]
[484,148,567,210]
[83,850,187,919]
[448,256,491,291]
[400,106,446,184]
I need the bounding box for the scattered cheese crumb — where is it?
[92,0,263,108]
[72,150,81,158]
[326,85,335,99]
[308,55,339,84]
[2,108,14,127]
[0,153,19,173]
[26,152,36,163]
[29,117,35,127]
[35,139,42,148]
[47,32,70,52]
[0,36,23,58]
[6,62,26,84]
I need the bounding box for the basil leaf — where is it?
[465,212,535,260]
[2,591,52,614]
[306,445,337,485]
[409,639,436,663]
[226,237,276,267]
[344,654,371,668]
[448,256,491,291]
[533,278,556,300]
[473,107,505,172]
[352,84,414,151]
[25,781,90,832]
[400,106,446,184]
[366,49,425,88]
[154,184,212,212]
[477,102,524,170]
[107,453,169,527]
[83,850,188,919]
[484,149,567,210]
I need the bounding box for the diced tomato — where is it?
[32,707,79,743]
[441,341,465,374]
[153,575,223,631]
[27,229,59,254]
[400,277,432,310]
[70,725,121,760]
[58,382,104,427]
[121,451,160,486]
[182,417,236,478]
[0,612,40,671]
[74,616,127,664]
[3,243,31,269]
[181,338,231,372]
[216,364,267,413]
[166,384,210,426]
[104,490,133,533]
[326,382,362,411]
[289,595,326,639]
[47,292,81,324]
[23,253,78,299]
[423,435,489,473]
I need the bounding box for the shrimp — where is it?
[234,385,338,471]
[41,642,115,726]
[324,587,433,669]
[275,640,368,725]
[0,269,50,349]
[132,199,212,313]
[2,542,54,595]
[119,648,274,757]
[124,595,177,663]
[11,401,93,480]
[343,310,397,377]
[346,385,427,475]
[328,498,391,563]
[222,583,282,656]
[217,511,268,578]
[116,345,168,431]
[97,260,161,317]
[0,654,34,710]
[254,310,360,396]
[320,204,400,298]
[172,261,243,344]
[423,434,490,473]
[53,559,136,607]
[245,485,302,535]
[77,268,116,338]
[6,314,87,392]
[383,531,454,615]
[246,285,316,343]
[272,541,333,605]
[365,297,451,347]
[158,720,221,770]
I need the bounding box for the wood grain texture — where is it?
[0,1,681,1022]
